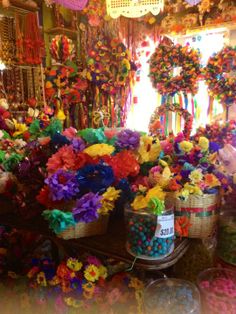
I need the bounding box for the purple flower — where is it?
[45,169,79,201]
[115,129,140,150]
[72,137,86,152]
[72,192,102,223]
[86,256,101,266]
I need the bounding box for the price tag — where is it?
[155,214,174,238]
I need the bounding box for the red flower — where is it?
[36,185,61,208]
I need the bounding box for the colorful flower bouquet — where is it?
[38,127,142,239]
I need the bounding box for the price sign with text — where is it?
[155,214,174,238]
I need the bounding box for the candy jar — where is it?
[144,278,201,314]
[217,210,236,266]
[197,267,236,314]
[125,204,174,260]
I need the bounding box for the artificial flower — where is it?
[77,164,114,193]
[86,256,101,266]
[42,209,75,234]
[168,178,182,191]
[147,197,165,215]
[101,187,121,202]
[45,169,79,201]
[72,192,102,223]
[36,272,47,287]
[12,119,28,137]
[66,258,83,272]
[84,143,114,157]
[179,141,193,153]
[189,169,203,184]
[2,153,23,171]
[146,185,166,202]
[137,135,161,163]
[71,137,86,152]
[175,216,192,237]
[84,264,100,282]
[98,265,108,279]
[198,136,209,152]
[62,127,77,140]
[115,129,140,150]
[204,173,220,188]
[131,194,148,210]
[182,183,203,196]
[46,145,78,174]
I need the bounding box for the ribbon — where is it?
[175,211,214,218]
[42,209,75,234]
[177,204,217,213]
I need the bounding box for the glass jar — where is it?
[125,205,174,260]
[217,210,236,266]
[197,268,236,314]
[144,278,201,314]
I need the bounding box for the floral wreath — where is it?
[86,38,132,94]
[149,103,193,139]
[149,43,201,95]
[204,46,236,105]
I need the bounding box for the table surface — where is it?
[0,206,190,271]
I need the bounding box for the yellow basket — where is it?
[57,215,109,240]
[174,194,219,239]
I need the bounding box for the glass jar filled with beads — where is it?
[125,203,174,260]
[197,268,236,314]
[144,278,201,314]
[217,210,236,266]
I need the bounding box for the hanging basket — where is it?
[174,194,219,239]
[57,215,109,240]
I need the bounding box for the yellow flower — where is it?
[189,169,203,183]
[178,188,190,200]
[199,137,209,152]
[137,136,161,163]
[98,200,114,214]
[82,282,95,292]
[66,258,83,272]
[149,17,156,24]
[146,185,166,201]
[84,265,100,282]
[12,119,28,137]
[36,272,47,287]
[48,275,60,286]
[131,195,148,210]
[83,143,114,157]
[98,265,108,279]
[183,183,203,195]
[179,141,193,153]
[102,187,121,202]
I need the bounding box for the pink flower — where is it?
[88,15,101,27]
[160,140,173,155]
[86,256,101,267]
[62,127,77,140]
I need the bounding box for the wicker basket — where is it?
[174,194,219,239]
[57,215,109,240]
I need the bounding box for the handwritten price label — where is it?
[155,214,174,238]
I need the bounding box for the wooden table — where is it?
[0,208,190,271]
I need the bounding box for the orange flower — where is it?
[204,173,220,188]
[175,216,192,237]
[168,178,181,191]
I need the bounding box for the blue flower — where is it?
[76,164,114,193]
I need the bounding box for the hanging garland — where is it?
[149,103,193,139]
[50,35,75,64]
[86,38,132,95]
[149,43,201,95]
[204,46,236,106]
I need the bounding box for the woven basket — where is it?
[57,215,109,240]
[174,194,219,239]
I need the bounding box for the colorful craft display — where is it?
[204,46,236,105]
[149,42,201,95]
[149,103,193,139]
[194,120,236,149]
[52,0,88,10]
[144,278,201,314]
[86,38,132,94]
[81,0,106,27]
[50,35,75,64]
[125,206,174,259]
[198,268,236,314]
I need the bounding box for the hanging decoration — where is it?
[204,46,236,106]
[106,0,164,19]
[149,42,201,96]
[149,102,193,139]
[48,0,88,10]
[82,0,107,27]
[85,37,135,128]
[50,35,75,64]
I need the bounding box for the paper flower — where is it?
[198,137,209,152]
[179,141,194,153]
[42,209,75,234]
[83,143,115,157]
[84,264,100,282]
[66,258,83,272]
[115,129,140,150]
[72,192,102,223]
[45,169,79,201]
[189,169,203,184]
